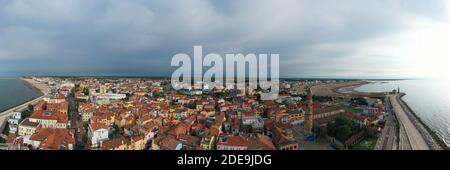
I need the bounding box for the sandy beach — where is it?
[20,77,50,96]
[310,80,383,98]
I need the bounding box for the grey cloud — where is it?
[0,0,447,77]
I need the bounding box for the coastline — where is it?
[333,81,370,94]
[331,81,384,98]
[310,81,367,97]
[20,77,50,96]
[0,77,48,134]
[0,78,44,113]
[398,94,448,149]
[350,82,450,150]
[20,78,44,96]
[338,81,447,149]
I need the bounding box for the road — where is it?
[67,93,83,149]
[389,94,429,150]
[374,95,398,150]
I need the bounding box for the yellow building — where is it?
[118,116,135,127]
[100,85,108,94]
[131,135,145,150]
[123,102,133,109]
[288,111,304,123]
[201,110,215,118]
[200,135,215,150]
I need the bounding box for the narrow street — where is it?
[68,93,82,149]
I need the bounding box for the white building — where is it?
[82,112,94,122]
[60,82,75,89]
[88,123,109,148]
[43,97,66,104]
[363,106,380,116]
[9,125,18,134]
[8,112,21,125]
[93,93,127,105]
[242,114,264,133]
[18,118,41,136]
[10,112,22,120]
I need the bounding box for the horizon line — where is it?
[0,75,420,81]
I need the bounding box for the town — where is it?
[0,77,398,150]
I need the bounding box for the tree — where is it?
[326,122,337,137]
[125,93,132,100]
[82,88,89,95]
[336,126,352,141]
[350,98,368,106]
[2,123,10,135]
[109,124,120,139]
[82,134,88,144]
[83,123,89,133]
[363,126,375,138]
[187,102,196,109]
[334,117,353,127]
[314,96,333,102]
[75,98,87,102]
[27,104,34,112]
[21,109,33,119]
[327,116,358,142]
[153,92,163,98]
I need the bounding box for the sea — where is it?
[0,78,40,112]
[355,79,450,147]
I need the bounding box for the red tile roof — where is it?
[218,135,249,147]
[217,135,276,150]
[30,128,75,150]
[101,136,130,150]
[20,118,41,127]
[209,127,220,137]
[30,110,68,123]
[7,133,16,144]
[90,122,108,131]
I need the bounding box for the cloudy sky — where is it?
[1,0,450,78]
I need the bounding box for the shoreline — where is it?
[20,78,45,96]
[331,81,384,98]
[336,81,448,149]
[0,78,44,113]
[310,81,368,97]
[398,94,448,150]
[333,81,370,94]
[0,77,48,134]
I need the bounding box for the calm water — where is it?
[356,79,450,146]
[0,78,40,112]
